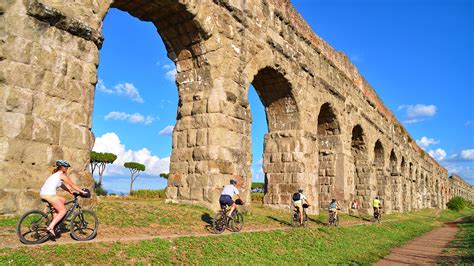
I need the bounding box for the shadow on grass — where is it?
[308,217,326,226]
[201,213,213,225]
[267,216,292,226]
[201,213,215,233]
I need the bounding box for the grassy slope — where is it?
[1,198,472,265]
[438,214,474,264]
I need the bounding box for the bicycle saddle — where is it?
[41,199,53,207]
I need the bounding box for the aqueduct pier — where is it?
[1,0,473,215]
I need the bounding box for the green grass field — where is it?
[1,197,472,265]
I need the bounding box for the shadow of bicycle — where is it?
[201,213,215,232]
[267,216,292,226]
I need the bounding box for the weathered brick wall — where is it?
[1,0,472,215]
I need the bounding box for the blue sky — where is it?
[92,0,473,193]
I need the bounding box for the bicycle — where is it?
[291,204,309,227]
[16,192,98,244]
[328,209,340,226]
[372,208,382,223]
[212,201,244,234]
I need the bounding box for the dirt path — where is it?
[374,221,460,265]
[1,217,383,249]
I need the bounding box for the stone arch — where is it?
[317,103,340,135]
[373,140,386,199]
[389,149,398,175]
[97,1,217,208]
[374,140,385,167]
[107,1,209,62]
[252,67,300,131]
[409,162,415,211]
[317,102,342,209]
[351,125,371,211]
[247,66,304,210]
[389,149,400,212]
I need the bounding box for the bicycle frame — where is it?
[46,195,81,227]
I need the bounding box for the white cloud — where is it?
[443,149,474,162]
[96,80,144,103]
[105,111,154,125]
[442,163,474,182]
[93,132,170,176]
[465,120,474,126]
[416,137,439,148]
[398,104,437,123]
[159,125,174,136]
[460,149,474,160]
[165,68,177,81]
[113,83,144,103]
[161,64,173,70]
[428,148,446,161]
[96,79,113,94]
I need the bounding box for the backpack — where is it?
[292,192,301,201]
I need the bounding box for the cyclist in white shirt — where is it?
[292,188,310,225]
[39,160,87,237]
[219,179,244,218]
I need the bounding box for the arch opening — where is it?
[92,1,210,205]
[351,125,370,211]
[317,102,343,210]
[249,67,303,209]
[317,103,340,135]
[373,140,385,200]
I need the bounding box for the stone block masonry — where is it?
[1,0,472,215]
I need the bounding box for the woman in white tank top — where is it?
[40,160,86,238]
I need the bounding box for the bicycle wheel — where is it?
[230,212,244,232]
[16,210,51,244]
[291,212,299,227]
[70,210,98,241]
[335,216,339,227]
[213,212,226,234]
[302,212,308,228]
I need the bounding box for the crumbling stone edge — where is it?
[26,0,104,49]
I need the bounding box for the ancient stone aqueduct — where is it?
[1,0,473,215]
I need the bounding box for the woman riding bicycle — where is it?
[39,160,88,237]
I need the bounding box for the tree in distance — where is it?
[90,151,117,186]
[124,162,145,194]
[159,173,169,179]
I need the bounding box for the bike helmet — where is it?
[82,188,91,198]
[331,198,336,202]
[55,160,71,168]
[230,179,237,185]
[298,188,303,193]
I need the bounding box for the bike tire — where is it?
[302,212,308,228]
[212,212,226,234]
[335,216,339,227]
[70,210,99,241]
[230,212,244,232]
[16,210,51,245]
[291,212,299,227]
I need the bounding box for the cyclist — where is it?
[328,198,340,221]
[219,179,243,218]
[39,160,87,237]
[372,196,382,218]
[292,188,310,225]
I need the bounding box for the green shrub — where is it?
[130,189,166,199]
[252,182,265,189]
[251,192,264,203]
[447,196,470,211]
[94,181,108,196]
